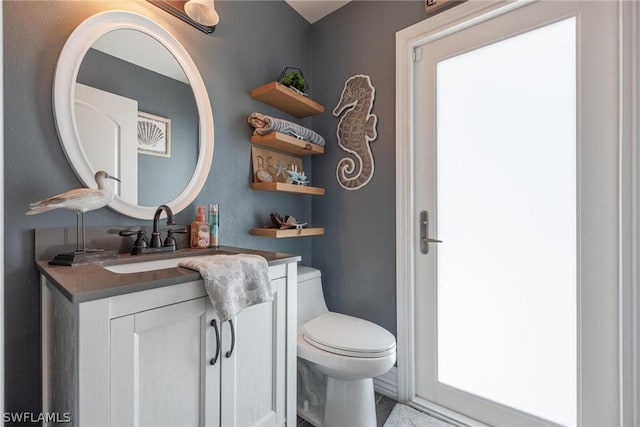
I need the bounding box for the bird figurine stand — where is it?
[27,171,121,266]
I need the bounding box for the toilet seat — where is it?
[302,312,396,358]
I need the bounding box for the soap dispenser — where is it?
[190,206,210,248]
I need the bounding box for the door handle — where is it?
[210,319,220,366]
[420,210,442,254]
[225,319,235,358]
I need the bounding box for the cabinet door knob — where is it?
[210,319,220,366]
[225,319,236,358]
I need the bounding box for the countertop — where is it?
[36,246,301,304]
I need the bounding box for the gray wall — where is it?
[77,48,199,206]
[310,2,432,338]
[5,0,443,414]
[4,0,312,414]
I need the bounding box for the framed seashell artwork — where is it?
[137,111,171,157]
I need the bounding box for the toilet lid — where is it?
[302,312,396,358]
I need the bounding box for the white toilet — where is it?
[297,266,396,427]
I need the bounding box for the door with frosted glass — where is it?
[413,2,619,426]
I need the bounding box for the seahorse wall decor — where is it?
[333,74,378,191]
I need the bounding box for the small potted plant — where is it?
[277,67,308,95]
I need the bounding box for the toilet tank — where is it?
[297,265,329,326]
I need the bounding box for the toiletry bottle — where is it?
[209,203,219,247]
[190,206,210,248]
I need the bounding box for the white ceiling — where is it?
[285,0,351,24]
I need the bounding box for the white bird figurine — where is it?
[26,171,120,253]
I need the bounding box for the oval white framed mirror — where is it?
[53,10,214,219]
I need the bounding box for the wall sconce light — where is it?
[147,0,219,34]
[185,0,220,26]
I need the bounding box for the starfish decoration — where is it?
[273,162,287,178]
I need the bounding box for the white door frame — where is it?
[395,1,638,425]
[1,1,5,420]
[621,2,640,424]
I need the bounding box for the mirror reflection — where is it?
[75,29,199,208]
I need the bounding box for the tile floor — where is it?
[297,393,397,427]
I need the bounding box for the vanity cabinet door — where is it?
[220,278,287,427]
[110,297,221,426]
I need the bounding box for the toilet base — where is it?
[323,377,376,427]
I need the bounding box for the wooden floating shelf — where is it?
[250,82,325,118]
[251,132,324,156]
[251,182,325,195]
[251,227,325,238]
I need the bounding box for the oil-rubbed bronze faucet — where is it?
[150,204,176,248]
[119,205,187,255]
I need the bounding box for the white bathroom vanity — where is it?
[39,247,299,427]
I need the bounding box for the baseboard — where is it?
[374,366,398,399]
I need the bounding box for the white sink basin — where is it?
[102,251,237,274]
[101,257,198,274]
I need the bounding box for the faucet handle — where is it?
[119,229,146,243]
[119,230,149,254]
[164,228,188,250]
